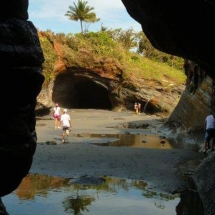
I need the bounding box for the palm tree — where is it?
[65,0,100,33]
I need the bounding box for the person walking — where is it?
[134,102,138,114]
[137,103,141,114]
[60,109,71,143]
[203,112,215,153]
[53,103,61,129]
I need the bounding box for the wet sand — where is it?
[31,109,202,193]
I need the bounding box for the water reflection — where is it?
[88,134,198,150]
[3,174,177,215]
[2,174,204,215]
[63,195,94,215]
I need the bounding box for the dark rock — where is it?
[121,0,215,76]
[120,2,215,214]
[46,141,57,145]
[0,0,44,210]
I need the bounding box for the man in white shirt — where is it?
[203,113,215,152]
[60,109,71,143]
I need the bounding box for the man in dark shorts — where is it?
[60,109,71,143]
[203,113,215,152]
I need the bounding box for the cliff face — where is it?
[120,1,215,214]
[36,38,185,117]
[37,43,213,135]
[163,62,213,142]
[37,68,185,117]
[120,0,215,131]
[169,76,212,130]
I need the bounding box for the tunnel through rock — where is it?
[52,72,112,110]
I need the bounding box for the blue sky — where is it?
[28,0,142,34]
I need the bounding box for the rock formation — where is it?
[0,0,44,213]
[37,63,185,117]
[121,0,215,75]
[121,1,215,214]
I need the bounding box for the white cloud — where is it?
[29,0,70,20]
[88,0,125,10]
[28,0,141,34]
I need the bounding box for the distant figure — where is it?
[60,109,71,143]
[134,102,138,114]
[203,113,215,153]
[53,103,61,129]
[137,103,141,114]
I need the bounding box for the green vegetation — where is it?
[65,0,100,33]
[39,36,57,86]
[39,28,186,87]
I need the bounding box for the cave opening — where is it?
[52,73,112,110]
[73,81,112,110]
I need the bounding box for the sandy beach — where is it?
[31,109,203,194]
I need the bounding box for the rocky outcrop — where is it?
[0,0,44,213]
[162,63,212,141]
[121,0,215,76]
[120,0,215,134]
[193,154,215,215]
[121,1,215,214]
[37,68,185,115]
[36,29,186,117]
[37,68,185,117]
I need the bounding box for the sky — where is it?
[28,0,142,34]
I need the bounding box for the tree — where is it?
[137,31,184,70]
[110,28,138,51]
[65,0,100,33]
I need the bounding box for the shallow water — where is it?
[2,173,204,215]
[74,133,199,151]
[3,120,202,215]
[3,173,181,215]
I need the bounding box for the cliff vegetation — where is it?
[38,28,186,88]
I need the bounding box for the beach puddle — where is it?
[81,133,199,150]
[2,173,203,215]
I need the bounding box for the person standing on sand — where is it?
[137,103,141,114]
[60,109,71,143]
[203,112,215,153]
[53,103,61,129]
[134,102,138,114]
